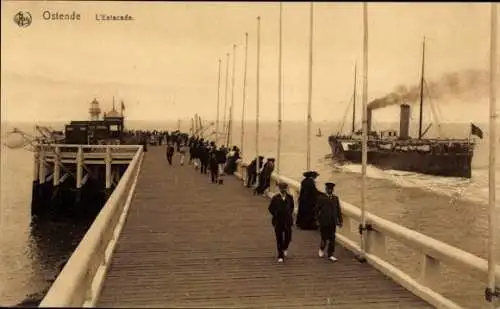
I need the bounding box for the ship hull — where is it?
[328,137,473,178]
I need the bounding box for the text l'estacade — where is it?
[41,10,134,22]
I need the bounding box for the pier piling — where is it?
[30,144,139,220]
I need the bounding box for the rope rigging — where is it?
[336,92,354,135]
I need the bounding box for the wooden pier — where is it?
[31,144,139,219]
[95,147,432,308]
[40,145,500,308]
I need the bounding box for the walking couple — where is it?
[268,181,343,263]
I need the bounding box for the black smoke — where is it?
[367,69,489,110]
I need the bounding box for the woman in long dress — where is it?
[296,171,320,230]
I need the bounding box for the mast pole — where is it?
[277,2,283,174]
[191,117,194,135]
[306,2,314,171]
[418,37,426,139]
[194,113,198,136]
[228,43,237,148]
[256,16,261,187]
[198,115,205,138]
[192,114,195,136]
[241,33,249,158]
[352,62,357,134]
[198,114,201,136]
[487,3,498,307]
[223,53,230,145]
[197,113,200,136]
[359,1,369,261]
[216,59,222,143]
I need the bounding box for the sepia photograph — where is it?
[1,1,499,308]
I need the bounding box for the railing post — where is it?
[39,147,46,184]
[53,146,61,186]
[419,254,440,289]
[350,219,360,239]
[33,145,40,182]
[105,146,112,190]
[268,175,277,196]
[340,218,352,240]
[238,163,245,184]
[76,146,83,189]
[84,271,94,303]
[291,187,299,216]
[367,228,386,259]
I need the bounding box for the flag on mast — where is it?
[471,123,483,139]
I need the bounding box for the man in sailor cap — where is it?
[316,182,343,262]
[268,181,294,263]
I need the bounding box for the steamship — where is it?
[328,39,478,179]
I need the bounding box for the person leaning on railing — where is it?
[254,158,275,196]
[223,146,240,175]
[246,156,264,188]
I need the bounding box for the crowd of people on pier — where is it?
[143,130,344,264]
[125,129,189,149]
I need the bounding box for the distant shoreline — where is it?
[0,120,488,126]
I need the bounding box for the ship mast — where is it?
[352,63,357,134]
[277,2,283,173]
[486,3,498,307]
[306,2,314,170]
[215,59,222,143]
[359,1,369,261]
[240,33,249,157]
[227,44,237,148]
[418,36,426,139]
[255,16,261,187]
[222,53,230,143]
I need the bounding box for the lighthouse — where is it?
[89,98,101,121]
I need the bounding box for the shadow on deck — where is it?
[97,147,433,308]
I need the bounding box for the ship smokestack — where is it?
[366,107,372,133]
[399,103,410,140]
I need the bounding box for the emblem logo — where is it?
[14,11,32,27]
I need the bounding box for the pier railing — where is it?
[39,145,144,307]
[34,144,140,189]
[234,162,500,309]
[39,144,139,164]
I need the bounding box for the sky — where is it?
[1,1,498,124]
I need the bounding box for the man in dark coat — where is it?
[188,137,195,165]
[268,182,294,263]
[255,158,275,195]
[166,142,175,165]
[224,146,240,175]
[246,156,264,188]
[209,143,219,183]
[192,138,201,169]
[199,139,208,174]
[141,137,148,152]
[316,182,343,262]
[201,142,210,175]
[296,171,320,230]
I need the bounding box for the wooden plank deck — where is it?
[97,147,434,308]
